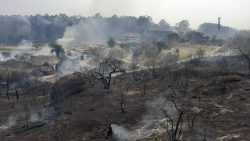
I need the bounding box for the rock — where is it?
[39,65,55,76]
[51,72,86,103]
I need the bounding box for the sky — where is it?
[0,0,250,29]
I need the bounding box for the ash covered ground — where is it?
[0,14,250,141]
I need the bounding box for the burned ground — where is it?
[0,56,250,141]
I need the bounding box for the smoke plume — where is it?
[111,98,177,141]
[0,40,52,62]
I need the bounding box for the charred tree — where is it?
[6,81,10,101]
[24,104,31,128]
[15,90,19,100]
[92,57,125,89]
[6,72,10,101]
[227,31,250,78]
[161,96,184,141]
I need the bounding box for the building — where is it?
[121,33,140,42]
[80,50,92,60]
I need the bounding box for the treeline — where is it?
[0,14,77,44]
[0,14,238,44]
[198,23,237,39]
[0,14,170,44]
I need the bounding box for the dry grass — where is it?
[163,43,219,60]
[0,46,15,51]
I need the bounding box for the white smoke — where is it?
[57,56,81,73]
[56,17,134,74]
[17,40,52,56]
[57,39,126,74]
[111,98,177,141]
[0,40,52,62]
[59,19,110,47]
[111,124,131,141]
[0,115,17,131]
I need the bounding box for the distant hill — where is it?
[198,23,237,39]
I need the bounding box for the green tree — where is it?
[107,37,116,48]
[159,19,170,29]
[50,43,64,58]
[196,49,205,65]
[176,20,191,38]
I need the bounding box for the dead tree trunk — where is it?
[248,60,250,78]
[93,72,112,89]
[92,58,125,89]
[24,104,30,128]
[43,84,47,119]
[6,82,9,101]
[16,90,19,100]
[120,92,125,113]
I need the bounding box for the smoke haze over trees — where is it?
[0,14,74,44]
[0,14,239,44]
[198,23,237,39]
[0,14,155,44]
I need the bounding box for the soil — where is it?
[0,59,250,141]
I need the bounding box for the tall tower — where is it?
[218,17,221,30]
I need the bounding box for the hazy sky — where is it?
[0,0,250,29]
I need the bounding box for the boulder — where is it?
[39,65,55,76]
[51,72,86,103]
